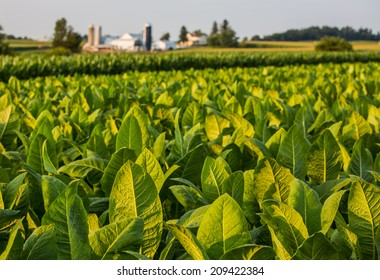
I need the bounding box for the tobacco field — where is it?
[1,59,380,260]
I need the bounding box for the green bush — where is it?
[315,36,353,51]
[45,47,72,56]
[0,42,12,55]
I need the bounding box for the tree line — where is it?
[256,26,380,41]
[178,20,238,48]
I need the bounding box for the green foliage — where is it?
[45,47,72,56]
[0,62,380,260]
[52,18,82,52]
[160,33,170,41]
[208,19,238,47]
[315,36,353,52]
[0,25,12,55]
[1,51,380,81]
[179,26,188,42]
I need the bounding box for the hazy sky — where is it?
[1,0,379,40]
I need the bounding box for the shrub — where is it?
[315,36,353,51]
[0,41,12,55]
[45,47,72,56]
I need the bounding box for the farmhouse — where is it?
[186,33,207,46]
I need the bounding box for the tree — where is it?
[221,19,229,32]
[160,32,170,41]
[211,21,218,35]
[219,19,238,47]
[193,29,205,36]
[65,28,83,52]
[0,24,11,55]
[208,19,238,47]
[52,18,82,52]
[208,21,220,47]
[179,26,188,42]
[315,36,353,51]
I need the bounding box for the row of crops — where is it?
[1,62,380,260]
[1,51,380,81]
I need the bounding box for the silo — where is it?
[143,23,152,51]
[88,25,94,46]
[94,25,102,46]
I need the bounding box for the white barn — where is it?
[152,40,177,51]
[110,33,143,51]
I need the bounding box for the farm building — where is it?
[152,40,177,51]
[109,33,143,51]
[186,33,208,46]
[83,23,153,52]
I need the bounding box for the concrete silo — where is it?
[88,25,95,46]
[94,25,102,46]
[143,23,152,51]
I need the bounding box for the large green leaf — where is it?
[136,148,165,192]
[288,179,322,235]
[86,134,110,160]
[334,212,360,259]
[197,194,251,259]
[253,158,295,205]
[201,156,231,202]
[0,219,24,260]
[100,147,136,196]
[2,173,27,209]
[42,139,58,175]
[116,114,143,155]
[89,218,144,260]
[348,140,374,182]
[58,156,106,178]
[41,184,91,260]
[307,129,342,183]
[242,170,261,225]
[277,124,309,179]
[26,134,48,175]
[225,112,254,137]
[307,109,335,133]
[221,171,244,206]
[167,144,207,188]
[313,178,351,203]
[182,102,202,130]
[41,175,67,212]
[375,226,380,260]
[259,200,309,260]
[221,245,275,260]
[0,105,19,150]
[320,190,347,234]
[293,232,338,260]
[168,109,184,161]
[170,185,208,211]
[205,113,230,142]
[0,192,3,209]
[348,180,380,259]
[265,128,287,158]
[342,111,373,141]
[0,105,12,142]
[166,223,209,260]
[0,210,21,231]
[22,224,57,260]
[109,161,163,258]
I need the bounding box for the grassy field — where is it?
[175,40,380,53]
[3,39,380,54]
[4,39,51,53]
